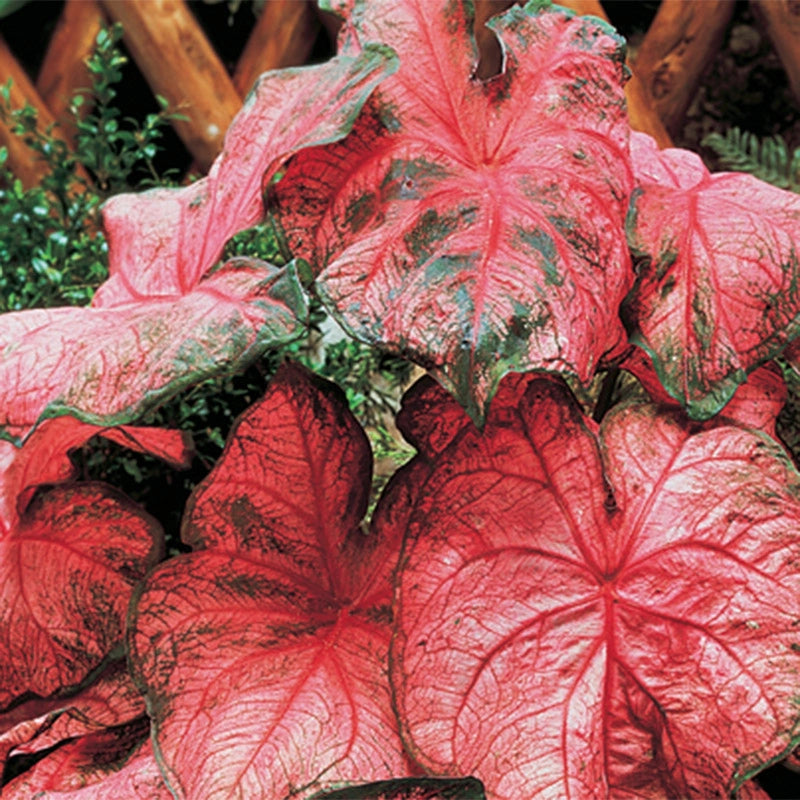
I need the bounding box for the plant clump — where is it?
[2,2,800,798]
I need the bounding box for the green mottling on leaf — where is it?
[443,0,464,35]
[406,209,462,263]
[514,225,562,286]
[425,253,474,284]
[691,291,714,351]
[660,275,676,299]
[655,248,678,281]
[344,191,377,234]
[381,157,450,202]
[377,97,402,133]
[215,568,303,606]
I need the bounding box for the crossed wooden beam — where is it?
[0,0,320,187]
[1,0,799,189]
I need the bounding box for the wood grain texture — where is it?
[633,0,734,137]
[233,0,320,97]
[0,34,61,187]
[36,0,105,144]
[751,0,800,106]
[100,0,241,171]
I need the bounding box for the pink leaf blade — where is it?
[623,348,788,438]
[130,366,405,797]
[130,550,405,800]
[93,46,399,307]
[0,484,163,710]
[0,416,191,533]
[99,425,194,471]
[0,260,304,442]
[394,375,472,459]
[183,362,383,600]
[1,717,171,799]
[0,660,144,769]
[271,1,633,421]
[392,379,800,797]
[625,131,800,419]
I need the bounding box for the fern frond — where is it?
[701,126,800,192]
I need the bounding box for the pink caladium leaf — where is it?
[391,375,800,798]
[0,484,162,709]
[1,717,171,799]
[129,364,405,799]
[94,45,397,306]
[623,348,788,439]
[0,660,144,769]
[0,415,191,534]
[0,261,304,442]
[624,130,800,420]
[270,0,633,422]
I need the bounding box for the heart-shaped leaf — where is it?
[391,376,800,797]
[0,484,162,709]
[625,131,800,419]
[270,0,633,421]
[130,364,405,799]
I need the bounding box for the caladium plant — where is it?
[3,0,800,798]
[270,0,634,422]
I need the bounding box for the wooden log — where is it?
[750,0,800,107]
[100,0,242,171]
[183,1,320,178]
[633,0,734,137]
[35,0,106,145]
[557,0,673,148]
[0,34,60,187]
[233,0,319,97]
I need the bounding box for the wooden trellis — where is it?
[1,0,799,189]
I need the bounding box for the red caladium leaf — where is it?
[391,375,800,798]
[0,261,304,442]
[0,660,144,769]
[129,364,405,799]
[736,782,773,800]
[624,130,800,420]
[270,0,633,421]
[0,484,162,709]
[623,349,788,439]
[0,45,397,442]
[1,716,171,799]
[0,415,191,534]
